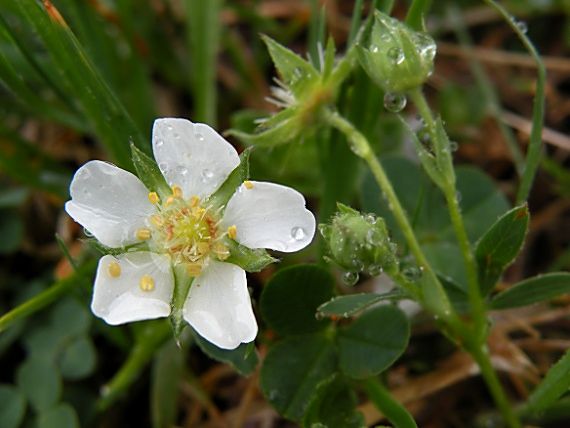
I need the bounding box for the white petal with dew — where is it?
[183,261,257,350]
[91,252,174,325]
[222,181,316,252]
[65,160,155,248]
[152,118,240,199]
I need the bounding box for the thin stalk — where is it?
[363,377,418,428]
[482,0,546,204]
[408,88,485,334]
[347,0,365,45]
[0,261,96,333]
[323,109,458,327]
[470,344,522,428]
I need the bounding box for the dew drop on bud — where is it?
[387,46,405,65]
[291,226,306,241]
[343,271,359,286]
[383,92,407,113]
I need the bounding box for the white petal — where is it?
[222,181,316,252]
[152,118,240,199]
[65,160,155,248]
[183,261,257,350]
[91,252,174,325]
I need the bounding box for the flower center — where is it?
[140,186,232,276]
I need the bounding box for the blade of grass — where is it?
[184,0,223,126]
[405,0,432,31]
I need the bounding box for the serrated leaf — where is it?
[224,239,277,272]
[193,331,258,376]
[261,35,319,98]
[208,148,251,211]
[0,384,26,428]
[131,143,170,197]
[317,291,405,319]
[338,305,409,379]
[303,374,365,428]
[476,204,529,295]
[490,272,570,310]
[260,265,334,336]
[151,340,184,428]
[37,403,80,428]
[526,349,570,415]
[260,334,337,422]
[16,357,61,412]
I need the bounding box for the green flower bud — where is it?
[319,203,398,279]
[357,11,436,94]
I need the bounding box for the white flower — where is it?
[65,118,316,349]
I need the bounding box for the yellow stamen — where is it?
[197,242,210,255]
[165,196,175,206]
[148,192,160,204]
[107,261,121,278]
[192,206,206,219]
[150,215,163,227]
[244,180,254,190]
[227,225,237,239]
[187,263,202,277]
[136,228,151,240]
[190,195,200,207]
[212,242,230,260]
[171,185,183,198]
[139,274,155,291]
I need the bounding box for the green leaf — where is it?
[131,143,170,197]
[526,349,570,415]
[194,331,258,376]
[261,35,319,98]
[51,297,91,338]
[0,384,26,428]
[208,148,251,211]
[476,204,530,295]
[37,403,80,428]
[16,357,61,412]
[260,334,337,422]
[490,273,570,310]
[317,291,405,319]
[260,265,335,336]
[59,336,97,380]
[151,340,184,428]
[303,374,365,428]
[224,239,277,273]
[338,305,409,379]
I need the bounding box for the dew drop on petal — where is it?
[84,228,94,237]
[201,169,214,182]
[175,165,188,176]
[159,162,168,172]
[167,125,173,131]
[155,139,164,147]
[195,132,205,142]
[291,226,306,241]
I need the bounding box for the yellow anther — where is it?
[136,228,151,240]
[244,180,254,190]
[148,192,160,204]
[212,242,230,260]
[186,263,202,277]
[171,185,183,198]
[139,274,155,291]
[107,261,121,278]
[150,215,163,227]
[165,196,175,206]
[192,206,206,219]
[190,195,200,207]
[197,242,210,255]
[227,225,237,239]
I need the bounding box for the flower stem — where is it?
[323,109,458,327]
[363,377,418,428]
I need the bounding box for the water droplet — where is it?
[159,162,168,172]
[176,165,188,176]
[514,19,528,34]
[371,45,379,53]
[195,132,205,142]
[387,46,405,65]
[155,139,164,147]
[415,33,437,61]
[449,141,459,152]
[383,92,407,113]
[455,191,462,203]
[291,226,306,241]
[84,228,94,237]
[364,214,376,224]
[201,169,214,181]
[368,264,384,276]
[167,125,173,131]
[343,271,359,286]
[403,266,422,282]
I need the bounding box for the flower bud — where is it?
[357,11,436,93]
[320,203,398,278]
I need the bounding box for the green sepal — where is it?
[169,266,193,341]
[193,330,259,376]
[261,34,319,98]
[83,238,149,257]
[130,143,170,198]
[475,204,529,295]
[224,239,278,272]
[207,147,251,211]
